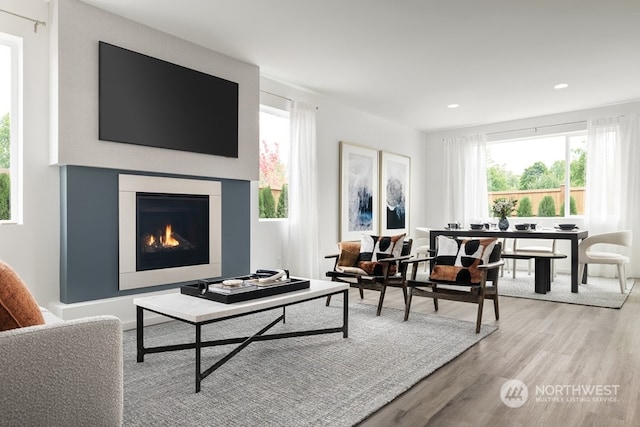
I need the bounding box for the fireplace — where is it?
[119,175,221,290]
[136,193,209,271]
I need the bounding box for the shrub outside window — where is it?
[0,33,22,223]
[259,106,289,219]
[487,132,587,218]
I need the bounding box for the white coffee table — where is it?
[134,279,349,392]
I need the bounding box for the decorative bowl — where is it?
[222,279,244,287]
[469,223,484,230]
[514,223,530,231]
[557,223,577,230]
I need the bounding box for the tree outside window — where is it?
[0,40,13,221]
[0,113,10,220]
[259,107,289,219]
[487,133,587,218]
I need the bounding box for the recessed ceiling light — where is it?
[554,83,569,89]
[447,104,460,109]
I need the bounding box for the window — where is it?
[258,105,289,219]
[487,132,587,218]
[0,33,22,223]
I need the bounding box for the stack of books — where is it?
[207,281,257,295]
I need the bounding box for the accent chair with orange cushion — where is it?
[325,233,413,316]
[403,236,504,333]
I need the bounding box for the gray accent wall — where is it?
[60,166,250,303]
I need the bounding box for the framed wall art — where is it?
[339,141,379,241]
[380,151,410,236]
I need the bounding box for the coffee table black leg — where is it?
[136,306,144,362]
[195,323,202,393]
[343,289,349,338]
[534,258,551,294]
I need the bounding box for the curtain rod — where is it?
[486,120,587,137]
[260,90,293,102]
[260,90,319,110]
[0,8,46,33]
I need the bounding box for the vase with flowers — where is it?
[492,198,517,230]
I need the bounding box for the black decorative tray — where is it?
[180,270,310,304]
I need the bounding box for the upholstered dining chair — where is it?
[578,230,633,294]
[412,227,431,272]
[510,238,560,280]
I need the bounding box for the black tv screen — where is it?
[99,41,239,158]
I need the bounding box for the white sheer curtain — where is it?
[618,114,640,277]
[585,117,621,235]
[285,101,320,279]
[442,134,489,226]
[586,114,640,276]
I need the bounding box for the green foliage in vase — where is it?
[492,197,517,218]
[537,195,557,217]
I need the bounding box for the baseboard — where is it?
[48,289,180,330]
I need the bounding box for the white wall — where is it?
[0,0,59,307]
[423,100,640,275]
[51,0,260,181]
[4,0,636,322]
[1,0,261,316]
[251,77,424,276]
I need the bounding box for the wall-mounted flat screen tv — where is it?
[99,41,239,158]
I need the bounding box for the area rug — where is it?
[122,298,496,426]
[498,273,635,308]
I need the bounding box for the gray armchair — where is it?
[0,309,123,426]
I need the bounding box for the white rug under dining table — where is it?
[497,273,635,308]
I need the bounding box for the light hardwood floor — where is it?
[353,280,640,427]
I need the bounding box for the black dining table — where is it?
[429,228,589,293]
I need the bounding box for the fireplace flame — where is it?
[144,234,156,246]
[162,224,180,247]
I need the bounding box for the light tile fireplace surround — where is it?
[59,166,250,304]
[118,174,221,291]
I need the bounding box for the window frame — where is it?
[0,32,23,224]
[487,129,587,219]
[258,102,290,221]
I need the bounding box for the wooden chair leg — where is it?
[432,285,439,311]
[475,296,484,334]
[376,286,387,316]
[493,295,499,320]
[325,295,332,306]
[359,287,364,299]
[404,287,413,321]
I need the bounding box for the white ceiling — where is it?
[79,0,640,132]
